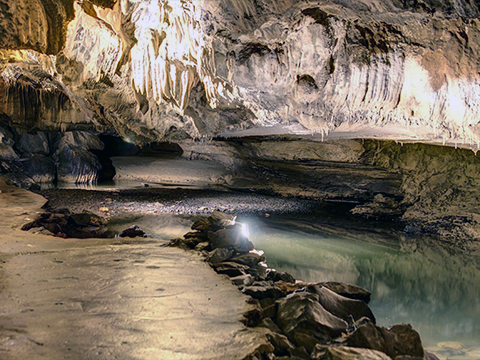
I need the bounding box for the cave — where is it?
[1,1,480,359]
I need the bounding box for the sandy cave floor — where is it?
[0,178,267,360]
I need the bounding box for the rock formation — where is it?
[2,0,480,144]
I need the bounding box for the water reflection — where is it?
[238,215,480,358]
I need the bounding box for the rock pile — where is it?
[22,210,115,238]
[169,211,439,360]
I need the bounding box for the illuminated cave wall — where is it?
[1,0,480,145]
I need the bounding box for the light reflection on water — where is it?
[237,215,480,360]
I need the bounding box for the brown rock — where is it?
[345,321,424,360]
[211,261,250,277]
[276,292,348,349]
[206,248,234,264]
[319,281,372,304]
[310,285,376,324]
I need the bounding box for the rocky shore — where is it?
[169,211,440,360]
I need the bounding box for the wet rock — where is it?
[243,282,286,300]
[211,261,250,277]
[266,269,296,284]
[311,345,392,360]
[206,248,235,264]
[309,285,375,324]
[318,281,372,304]
[208,226,254,253]
[118,225,146,238]
[276,292,348,351]
[345,321,424,360]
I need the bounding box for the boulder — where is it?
[206,248,234,264]
[191,218,213,231]
[17,132,50,155]
[311,345,392,360]
[345,321,424,360]
[243,282,286,300]
[230,274,255,286]
[54,145,102,183]
[69,211,106,227]
[276,292,348,352]
[229,252,266,267]
[309,285,375,324]
[118,225,146,238]
[18,154,55,183]
[208,226,254,253]
[0,143,19,161]
[184,231,209,241]
[211,261,250,277]
[317,282,372,304]
[208,210,236,228]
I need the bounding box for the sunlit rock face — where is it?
[1,0,480,145]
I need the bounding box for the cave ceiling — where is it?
[1,0,480,146]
